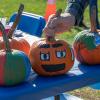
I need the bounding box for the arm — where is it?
[65,0,89,25]
[43,0,89,35]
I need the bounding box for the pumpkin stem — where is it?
[8,4,24,39]
[90,6,97,33]
[0,22,11,52]
[55,9,62,17]
[46,9,62,42]
[46,36,55,42]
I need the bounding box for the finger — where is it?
[43,27,55,36]
[45,9,62,29]
[54,26,70,33]
[46,14,56,27]
[46,9,62,28]
[48,17,61,29]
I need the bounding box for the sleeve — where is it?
[65,0,89,25]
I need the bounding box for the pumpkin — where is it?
[0,4,30,55]
[0,37,30,55]
[29,37,74,76]
[0,22,31,86]
[73,6,100,65]
[29,9,74,76]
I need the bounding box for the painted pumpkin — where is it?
[0,22,31,86]
[0,36,30,55]
[0,50,31,86]
[73,30,100,65]
[73,5,100,65]
[29,38,74,76]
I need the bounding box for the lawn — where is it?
[0,0,100,99]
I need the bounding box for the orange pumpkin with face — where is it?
[29,38,74,76]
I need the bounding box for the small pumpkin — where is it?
[73,6,100,65]
[0,22,31,86]
[0,36,30,55]
[0,4,30,55]
[29,36,74,76]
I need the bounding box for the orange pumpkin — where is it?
[0,36,30,55]
[29,38,74,76]
[73,30,100,65]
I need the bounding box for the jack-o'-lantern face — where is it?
[29,39,74,76]
[40,44,67,72]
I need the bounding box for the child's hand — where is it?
[43,12,75,36]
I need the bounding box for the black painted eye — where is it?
[40,53,50,61]
[56,51,66,58]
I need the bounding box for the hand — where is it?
[43,12,75,37]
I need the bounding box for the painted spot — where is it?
[0,52,6,85]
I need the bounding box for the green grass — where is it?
[0,0,100,99]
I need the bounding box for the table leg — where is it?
[54,95,60,100]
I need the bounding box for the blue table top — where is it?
[0,60,100,100]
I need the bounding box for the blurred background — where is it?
[0,0,100,99]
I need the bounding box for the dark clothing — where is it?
[65,0,89,25]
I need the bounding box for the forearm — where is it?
[65,0,89,25]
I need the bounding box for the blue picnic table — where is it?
[0,59,100,100]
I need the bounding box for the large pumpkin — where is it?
[73,6,100,65]
[29,38,74,76]
[0,4,30,55]
[0,22,31,86]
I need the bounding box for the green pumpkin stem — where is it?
[90,6,97,33]
[0,22,11,52]
[8,4,24,39]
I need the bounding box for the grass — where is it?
[69,87,100,100]
[0,0,100,99]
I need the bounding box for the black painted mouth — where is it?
[42,64,65,72]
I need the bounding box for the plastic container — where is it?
[9,12,46,37]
